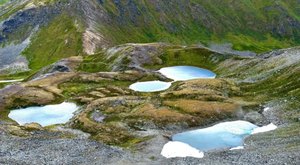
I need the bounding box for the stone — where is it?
[23,122,43,131]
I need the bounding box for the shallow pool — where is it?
[172,121,258,151]
[159,66,216,81]
[8,102,78,127]
[161,121,277,158]
[129,81,172,92]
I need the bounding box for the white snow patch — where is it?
[230,146,244,150]
[264,107,270,112]
[161,141,204,159]
[251,123,277,134]
[0,79,23,83]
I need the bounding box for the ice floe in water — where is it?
[8,102,78,127]
[158,66,216,81]
[129,81,172,92]
[161,121,278,158]
[161,141,204,158]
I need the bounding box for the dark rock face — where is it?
[0,34,5,43]
[0,3,66,73]
[0,6,61,44]
[263,5,300,37]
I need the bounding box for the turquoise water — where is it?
[172,121,258,151]
[130,66,216,92]
[129,81,171,92]
[159,66,216,81]
[8,102,78,127]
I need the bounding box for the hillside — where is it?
[0,0,299,164]
[0,0,300,76]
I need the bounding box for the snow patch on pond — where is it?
[161,121,278,158]
[171,121,258,152]
[129,81,172,92]
[158,66,216,81]
[8,102,78,127]
[161,141,204,158]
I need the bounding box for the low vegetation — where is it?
[22,14,84,72]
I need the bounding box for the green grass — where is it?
[227,34,292,53]
[78,52,110,73]
[22,13,84,72]
[144,47,227,72]
[241,66,300,102]
[96,0,300,53]
[0,0,8,5]
[0,108,14,122]
[59,80,132,99]
[0,1,28,22]
[0,71,30,80]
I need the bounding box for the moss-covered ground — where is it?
[22,14,84,72]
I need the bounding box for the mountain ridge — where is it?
[1,0,300,75]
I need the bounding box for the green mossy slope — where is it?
[94,0,300,52]
[22,14,84,72]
